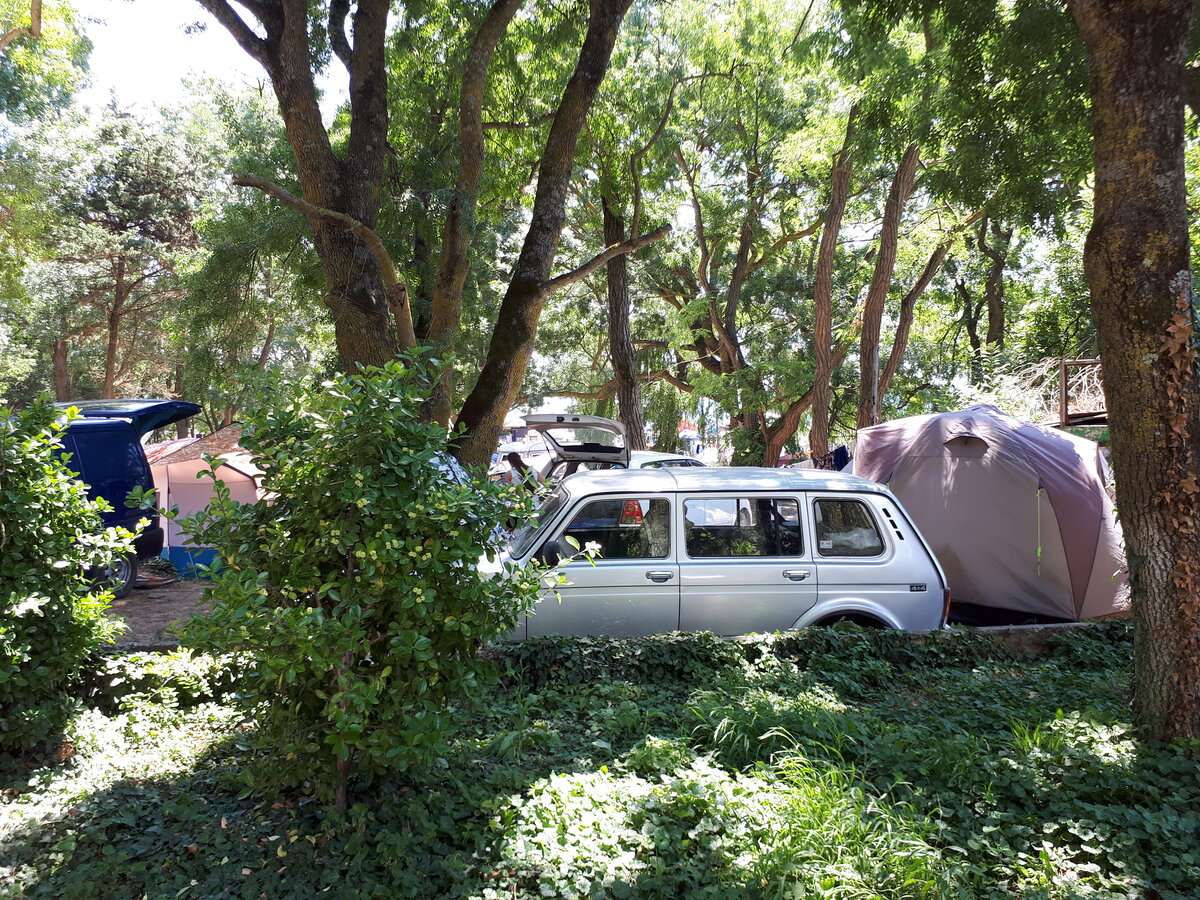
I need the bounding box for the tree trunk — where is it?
[878,207,986,405]
[603,195,646,450]
[173,361,190,438]
[1071,0,1200,741]
[426,0,525,426]
[52,339,70,401]
[856,143,919,430]
[453,0,635,466]
[198,0,399,370]
[980,219,1013,348]
[102,257,126,399]
[808,110,855,459]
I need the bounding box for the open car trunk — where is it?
[523,414,629,468]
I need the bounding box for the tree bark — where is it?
[877,206,987,405]
[856,143,919,430]
[453,0,636,466]
[0,0,41,53]
[197,0,398,370]
[102,257,126,399]
[979,219,1013,348]
[426,0,525,426]
[602,195,646,450]
[52,339,69,401]
[1071,0,1200,741]
[808,110,856,459]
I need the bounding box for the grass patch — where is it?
[3,623,1198,898]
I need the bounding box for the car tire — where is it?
[105,553,138,600]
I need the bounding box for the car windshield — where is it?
[508,484,571,557]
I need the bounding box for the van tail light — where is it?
[942,589,953,626]
[619,500,644,526]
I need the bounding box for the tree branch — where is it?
[195,0,270,67]
[328,0,352,71]
[541,224,671,294]
[483,112,555,130]
[0,0,40,53]
[232,173,414,349]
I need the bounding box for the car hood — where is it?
[57,399,202,437]
[523,414,629,466]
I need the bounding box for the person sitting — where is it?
[505,451,538,492]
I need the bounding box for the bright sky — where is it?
[73,0,265,110]
[73,0,344,114]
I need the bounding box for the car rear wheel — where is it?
[103,553,138,600]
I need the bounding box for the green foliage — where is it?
[85,650,247,715]
[179,355,544,808]
[0,0,90,121]
[0,401,124,753]
[500,631,743,689]
[3,624,1197,898]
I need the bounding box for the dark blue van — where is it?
[57,399,201,597]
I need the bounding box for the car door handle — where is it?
[783,569,811,582]
[645,570,675,583]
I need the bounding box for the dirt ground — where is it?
[107,578,208,644]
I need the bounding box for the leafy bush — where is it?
[180,356,544,812]
[85,650,247,713]
[478,758,949,899]
[0,401,126,753]
[501,631,743,688]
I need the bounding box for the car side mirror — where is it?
[537,539,562,566]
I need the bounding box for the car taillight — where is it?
[942,589,953,626]
[619,500,644,526]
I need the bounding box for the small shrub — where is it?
[0,401,126,754]
[500,630,743,688]
[180,356,544,812]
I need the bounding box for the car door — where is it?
[678,492,818,634]
[528,494,679,638]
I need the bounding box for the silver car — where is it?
[495,467,950,638]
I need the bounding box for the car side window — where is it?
[683,497,802,557]
[813,498,885,557]
[560,497,670,560]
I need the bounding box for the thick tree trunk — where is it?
[808,111,855,459]
[856,143,919,430]
[1071,0,1200,741]
[52,339,70,401]
[603,196,647,450]
[453,0,635,466]
[199,0,399,370]
[426,0,525,426]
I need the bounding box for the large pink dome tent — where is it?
[854,405,1129,622]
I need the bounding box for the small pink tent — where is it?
[854,405,1128,622]
[147,426,261,573]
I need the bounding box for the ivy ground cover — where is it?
[2,623,1197,899]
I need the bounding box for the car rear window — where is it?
[813,498,885,557]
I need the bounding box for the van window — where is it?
[814,499,885,557]
[684,497,802,557]
[560,497,670,559]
